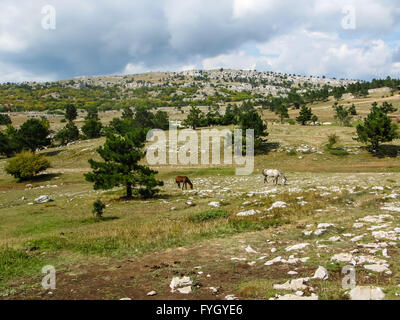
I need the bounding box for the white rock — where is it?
[237,209,260,217]
[208,201,220,208]
[353,223,364,229]
[364,264,391,274]
[349,286,385,300]
[35,195,51,204]
[147,291,157,296]
[264,256,282,266]
[312,266,329,280]
[170,276,193,294]
[351,234,366,242]
[285,243,309,252]
[267,201,287,211]
[288,271,298,275]
[245,246,258,254]
[273,278,309,291]
[225,294,239,300]
[314,229,327,236]
[273,293,318,300]
[331,253,353,263]
[317,223,334,229]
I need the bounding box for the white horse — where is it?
[262,169,287,185]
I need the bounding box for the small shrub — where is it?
[5,151,51,181]
[92,199,106,219]
[286,149,297,156]
[327,134,339,149]
[190,209,228,223]
[329,148,349,156]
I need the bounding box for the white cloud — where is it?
[0,0,400,82]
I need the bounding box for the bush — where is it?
[190,209,229,223]
[329,148,349,156]
[55,121,80,145]
[92,199,106,219]
[327,134,339,149]
[5,151,51,181]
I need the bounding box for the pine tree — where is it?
[355,107,399,151]
[183,106,204,130]
[65,104,78,122]
[17,118,51,152]
[296,105,313,125]
[85,129,163,199]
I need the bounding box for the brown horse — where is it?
[175,176,193,190]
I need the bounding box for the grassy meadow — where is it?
[1,91,400,299]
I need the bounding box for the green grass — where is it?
[0,248,46,281]
[189,209,229,222]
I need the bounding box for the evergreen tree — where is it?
[122,107,134,119]
[355,107,399,151]
[65,104,78,122]
[296,105,313,125]
[17,118,51,152]
[0,114,11,125]
[152,110,169,130]
[183,106,204,130]
[85,129,163,199]
[275,103,289,124]
[55,121,80,145]
[333,102,352,126]
[238,104,268,148]
[82,118,103,139]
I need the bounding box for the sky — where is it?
[1,0,400,83]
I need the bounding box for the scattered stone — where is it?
[264,256,282,266]
[209,287,218,294]
[351,234,366,242]
[364,264,391,274]
[170,276,193,294]
[317,223,334,229]
[237,209,260,217]
[272,293,318,300]
[273,278,309,291]
[267,201,287,211]
[147,291,157,296]
[285,243,309,252]
[288,271,298,275]
[245,246,258,254]
[120,298,132,300]
[35,195,52,204]
[208,201,220,208]
[331,253,353,263]
[314,229,327,236]
[312,266,329,280]
[225,294,239,300]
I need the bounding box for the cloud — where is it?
[0,0,399,82]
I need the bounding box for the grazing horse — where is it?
[262,169,287,186]
[175,176,193,190]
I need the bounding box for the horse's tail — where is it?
[186,177,193,189]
